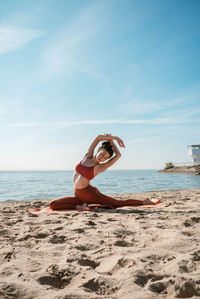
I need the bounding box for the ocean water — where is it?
[0,170,200,203]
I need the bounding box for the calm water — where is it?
[0,170,200,203]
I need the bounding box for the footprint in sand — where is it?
[82,276,119,295]
[134,269,149,287]
[87,220,96,226]
[0,229,10,238]
[148,280,169,294]
[6,218,23,226]
[75,245,90,251]
[184,217,200,227]
[33,231,50,239]
[48,234,66,244]
[191,217,200,223]
[96,255,135,275]
[37,273,71,289]
[114,240,132,247]
[77,258,99,269]
[113,229,134,247]
[73,228,85,233]
[191,250,200,261]
[178,260,189,273]
[134,268,166,285]
[174,278,200,298]
[107,217,118,222]
[0,249,15,263]
[37,264,73,289]
[54,226,64,231]
[16,234,32,241]
[0,282,34,299]
[181,230,194,237]
[134,268,173,295]
[1,208,15,214]
[114,229,134,237]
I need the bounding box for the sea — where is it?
[0,170,200,203]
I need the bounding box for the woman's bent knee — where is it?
[49,200,57,210]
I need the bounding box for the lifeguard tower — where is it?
[187,144,200,164]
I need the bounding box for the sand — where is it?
[0,189,200,299]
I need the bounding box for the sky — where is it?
[0,0,200,170]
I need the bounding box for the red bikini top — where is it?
[75,162,95,181]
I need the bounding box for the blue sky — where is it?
[0,0,200,170]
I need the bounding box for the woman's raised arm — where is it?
[84,134,125,158]
[84,135,101,158]
[97,140,123,173]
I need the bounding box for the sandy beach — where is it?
[0,189,200,299]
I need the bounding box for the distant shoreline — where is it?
[158,164,200,175]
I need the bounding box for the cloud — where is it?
[0,116,200,129]
[0,25,44,55]
[118,87,200,115]
[43,27,92,74]
[41,1,106,78]
[119,96,190,115]
[121,101,164,114]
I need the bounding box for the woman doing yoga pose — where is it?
[49,134,159,210]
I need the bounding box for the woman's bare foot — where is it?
[143,198,161,205]
[76,203,90,211]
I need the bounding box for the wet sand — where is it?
[0,189,200,298]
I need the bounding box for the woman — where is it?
[50,134,159,211]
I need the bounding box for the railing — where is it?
[173,162,200,167]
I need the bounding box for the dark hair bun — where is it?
[102,141,112,148]
[101,142,114,157]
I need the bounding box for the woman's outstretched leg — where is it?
[49,195,83,210]
[92,189,145,207]
[75,185,160,208]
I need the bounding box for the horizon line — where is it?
[0,168,159,171]
[0,117,199,128]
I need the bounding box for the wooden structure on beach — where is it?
[159,144,200,175]
[187,144,200,164]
